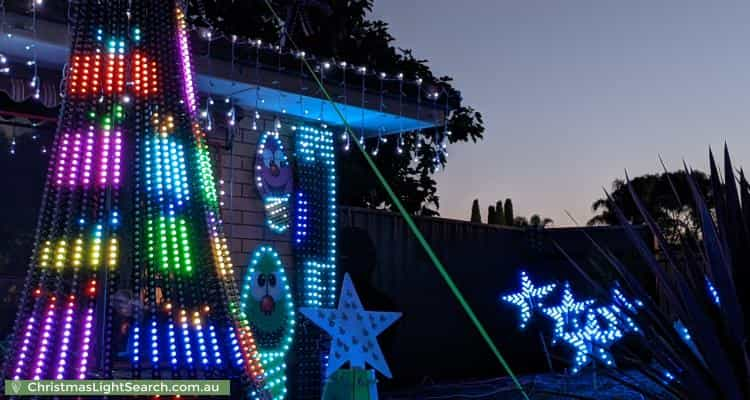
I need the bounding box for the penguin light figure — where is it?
[241,246,295,399]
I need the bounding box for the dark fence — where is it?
[337,207,652,388]
[0,199,651,386]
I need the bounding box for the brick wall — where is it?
[206,113,296,278]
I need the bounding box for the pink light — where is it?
[176,8,197,115]
[113,130,122,185]
[99,131,111,186]
[83,129,94,185]
[68,132,82,186]
[52,125,121,188]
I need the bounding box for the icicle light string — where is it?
[396,75,404,154]
[359,65,365,150]
[227,34,237,213]
[29,0,40,100]
[3,2,447,158]
[0,1,9,75]
[341,61,349,151]
[258,1,529,399]
[182,2,447,141]
[188,10,439,94]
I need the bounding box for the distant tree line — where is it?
[470,198,553,228]
[589,170,712,243]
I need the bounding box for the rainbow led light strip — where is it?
[174,3,265,381]
[8,2,265,392]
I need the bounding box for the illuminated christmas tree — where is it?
[3,0,264,393]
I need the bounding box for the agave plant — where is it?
[555,146,750,399]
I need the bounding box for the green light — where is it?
[145,215,193,275]
[260,1,528,397]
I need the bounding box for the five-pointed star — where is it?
[299,273,402,378]
[541,282,594,340]
[560,306,623,373]
[500,271,557,329]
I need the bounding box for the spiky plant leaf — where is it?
[561,149,750,399]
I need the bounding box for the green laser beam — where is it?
[258,2,529,398]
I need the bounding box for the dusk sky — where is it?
[370,0,750,225]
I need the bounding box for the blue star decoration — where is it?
[559,306,624,373]
[299,273,402,378]
[502,273,646,374]
[541,282,595,342]
[500,271,557,329]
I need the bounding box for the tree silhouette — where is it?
[495,200,506,225]
[487,205,496,224]
[470,199,482,223]
[504,198,514,225]
[589,171,713,242]
[529,214,553,228]
[195,0,485,215]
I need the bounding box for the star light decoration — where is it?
[299,273,402,378]
[560,305,628,373]
[501,272,643,374]
[500,271,557,329]
[542,282,595,342]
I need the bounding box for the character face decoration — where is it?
[255,132,293,233]
[251,271,281,316]
[241,246,295,399]
[255,132,292,197]
[241,245,295,350]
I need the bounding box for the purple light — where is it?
[13,316,37,380]
[32,300,57,380]
[76,307,94,379]
[54,297,76,380]
[83,128,94,185]
[53,128,121,188]
[69,132,82,186]
[113,130,122,185]
[55,132,70,185]
[99,130,110,185]
[176,7,197,115]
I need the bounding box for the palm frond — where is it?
[562,149,750,399]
